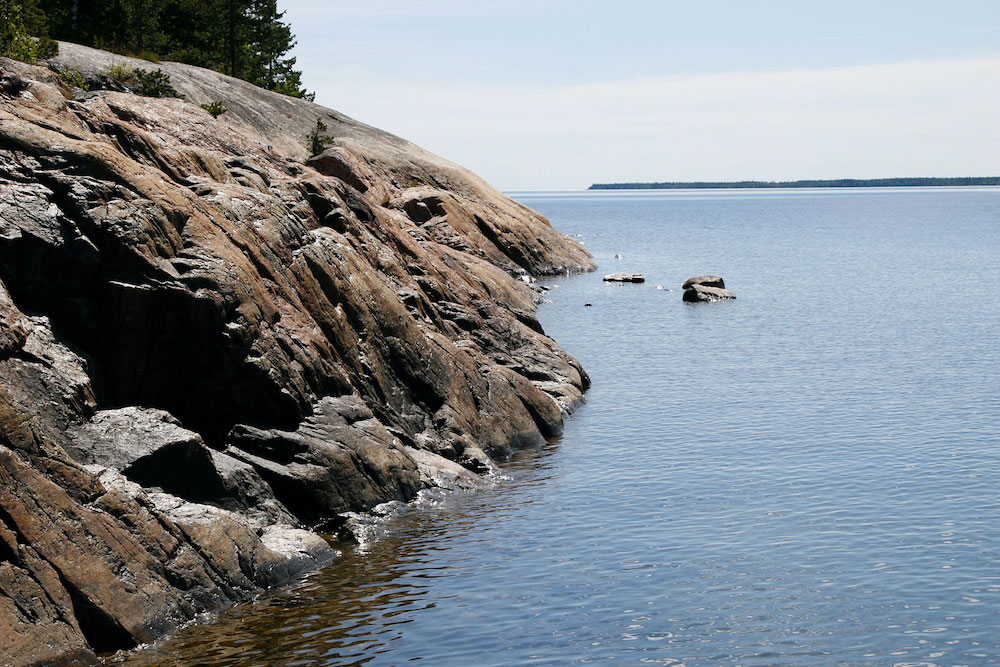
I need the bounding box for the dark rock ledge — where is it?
[682,275,736,302]
[0,43,593,666]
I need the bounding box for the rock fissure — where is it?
[0,505,24,562]
[54,568,138,655]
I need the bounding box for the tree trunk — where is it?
[227,0,236,77]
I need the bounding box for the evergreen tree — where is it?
[36,0,118,53]
[246,0,309,97]
[27,0,312,98]
[1,0,51,61]
[121,0,163,55]
[306,117,332,155]
[248,0,286,88]
[1,0,33,60]
[221,0,251,77]
[159,0,219,69]
[19,0,47,35]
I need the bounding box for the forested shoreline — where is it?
[0,0,310,98]
[589,177,1000,190]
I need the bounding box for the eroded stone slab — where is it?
[603,272,645,283]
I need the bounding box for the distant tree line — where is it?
[0,0,311,99]
[589,177,1000,190]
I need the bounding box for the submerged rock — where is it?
[603,272,645,283]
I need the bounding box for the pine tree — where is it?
[222,0,251,77]
[121,0,163,55]
[28,0,312,98]
[246,0,309,97]
[19,0,47,35]
[1,0,46,61]
[159,0,219,69]
[1,0,30,60]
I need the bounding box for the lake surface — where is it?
[117,188,1000,666]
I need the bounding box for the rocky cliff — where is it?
[0,43,592,666]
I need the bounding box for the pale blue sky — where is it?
[282,1,1000,189]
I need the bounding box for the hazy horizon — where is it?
[283,1,1000,190]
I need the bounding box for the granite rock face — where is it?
[0,44,592,665]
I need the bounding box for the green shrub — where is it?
[306,118,333,155]
[108,61,134,82]
[200,100,227,118]
[133,68,181,98]
[59,68,87,89]
[1,34,34,61]
[106,63,182,98]
[0,1,39,62]
[34,35,56,59]
[272,78,314,101]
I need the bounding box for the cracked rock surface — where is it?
[0,43,592,665]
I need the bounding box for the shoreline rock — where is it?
[0,43,594,666]
[603,272,645,283]
[682,283,736,302]
[682,275,725,289]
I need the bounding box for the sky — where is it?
[281,1,1000,190]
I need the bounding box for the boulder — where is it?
[223,395,422,525]
[209,449,297,524]
[603,272,645,283]
[682,284,736,302]
[403,446,491,492]
[149,493,336,589]
[0,69,25,95]
[66,407,230,503]
[682,275,725,289]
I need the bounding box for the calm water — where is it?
[118,188,1000,666]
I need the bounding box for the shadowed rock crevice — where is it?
[306,149,370,193]
[517,394,564,440]
[474,213,532,273]
[58,572,138,655]
[0,506,24,564]
[0,169,303,443]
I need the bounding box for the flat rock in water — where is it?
[682,284,736,302]
[682,275,725,289]
[603,272,645,283]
